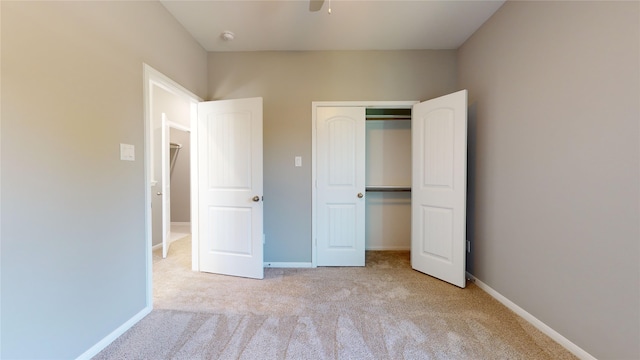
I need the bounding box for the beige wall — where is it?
[458,1,639,359]
[208,50,458,262]
[1,1,206,358]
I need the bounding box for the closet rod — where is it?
[365,116,411,121]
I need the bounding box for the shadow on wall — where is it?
[466,102,477,274]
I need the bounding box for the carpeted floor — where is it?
[94,236,578,359]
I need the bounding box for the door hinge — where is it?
[467,240,471,253]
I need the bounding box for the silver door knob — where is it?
[252,196,260,202]
[357,193,364,198]
[156,192,162,196]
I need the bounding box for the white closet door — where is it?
[197,97,264,279]
[412,90,467,288]
[316,107,366,266]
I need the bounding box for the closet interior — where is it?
[169,142,183,176]
[365,108,412,251]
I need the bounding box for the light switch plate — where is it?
[120,143,135,161]
[295,156,302,167]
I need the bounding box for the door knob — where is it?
[252,196,260,202]
[156,192,162,196]
[357,193,364,198]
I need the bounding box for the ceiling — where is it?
[160,0,505,52]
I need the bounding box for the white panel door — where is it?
[316,107,366,266]
[197,97,263,279]
[161,113,171,258]
[412,90,467,288]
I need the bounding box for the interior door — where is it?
[161,113,171,258]
[316,107,366,266]
[412,90,467,288]
[197,97,264,279]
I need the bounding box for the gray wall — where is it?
[0,1,207,358]
[208,50,458,262]
[458,1,639,359]
[170,128,191,223]
[5,2,635,358]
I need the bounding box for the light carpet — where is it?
[94,236,577,359]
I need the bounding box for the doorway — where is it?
[166,126,191,249]
[312,101,417,267]
[311,91,468,288]
[151,97,191,259]
[144,64,201,306]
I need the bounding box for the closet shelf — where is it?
[365,186,411,192]
[365,108,412,121]
[365,115,411,121]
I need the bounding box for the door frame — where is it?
[311,101,417,267]
[143,64,201,308]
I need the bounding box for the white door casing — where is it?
[161,113,171,258]
[197,97,264,279]
[411,90,467,288]
[316,107,366,266]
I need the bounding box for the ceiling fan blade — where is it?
[309,0,324,12]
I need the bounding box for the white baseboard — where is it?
[76,305,152,360]
[264,262,313,268]
[152,243,162,251]
[466,273,596,360]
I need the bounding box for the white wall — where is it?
[0,1,207,358]
[458,1,639,358]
